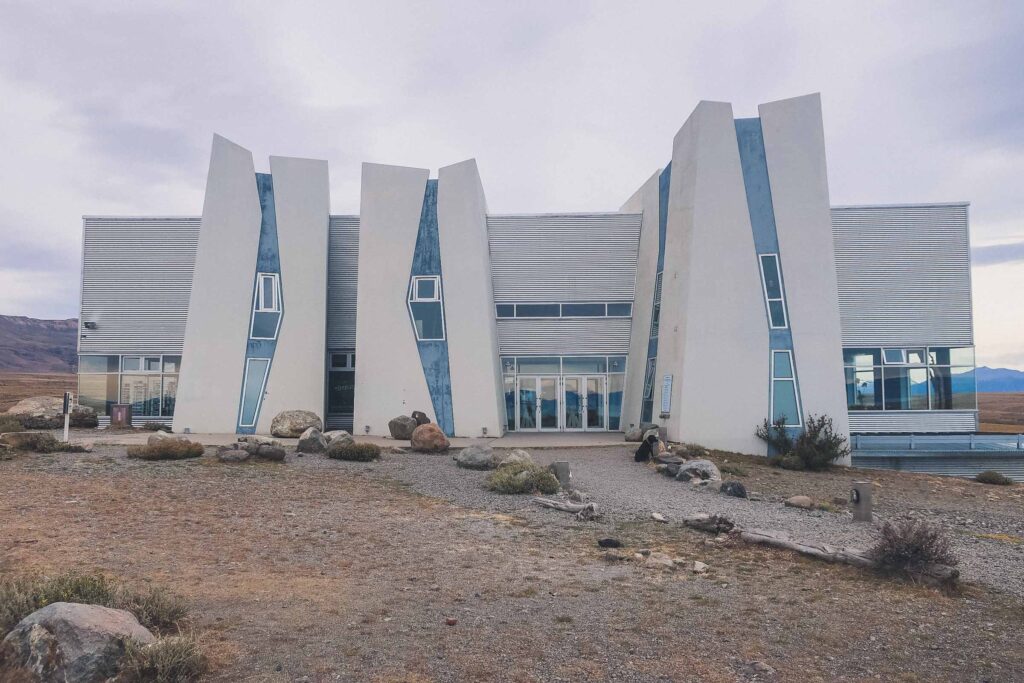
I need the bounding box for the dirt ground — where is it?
[0,372,76,411]
[978,392,1024,432]
[2,447,1023,682]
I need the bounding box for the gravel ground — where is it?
[371,445,1024,599]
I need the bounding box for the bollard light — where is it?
[850,481,873,522]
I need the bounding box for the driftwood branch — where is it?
[532,497,600,521]
[684,515,959,586]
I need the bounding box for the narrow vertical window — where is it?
[758,254,788,329]
[650,273,663,338]
[408,276,445,341]
[255,273,280,312]
[239,358,271,428]
[771,350,801,426]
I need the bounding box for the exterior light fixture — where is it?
[364,425,370,434]
[83,321,98,330]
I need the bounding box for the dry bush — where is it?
[975,470,1013,486]
[0,416,23,433]
[868,520,959,577]
[0,571,188,636]
[756,414,849,471]
[141,422,170,432]
[326,442,381,461]
[121,633,207,683]
[127,440,205,461]
[2,432,87,453]
[673,443,709,459]
[485,461,559,495]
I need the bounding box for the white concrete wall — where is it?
[620,171,661,431]
[437,159,505,437]
[353,163,434,435]
[173,135,261,434]
[256,155,330,433]
[760,94,850,461]
[660,101,769,454]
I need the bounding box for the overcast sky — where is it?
[1,1,1021,368]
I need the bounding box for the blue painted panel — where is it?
[408,179,455,436]
[735,118,803,431]
[641,164,672,424]
[237,173,283,434]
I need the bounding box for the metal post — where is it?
[850,481,873,522]
[909,434,915,450]
[62,391,72,443]
[970,433,975,450]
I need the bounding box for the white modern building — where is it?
[76,94,978,454]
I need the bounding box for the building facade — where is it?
[76,94,978,454]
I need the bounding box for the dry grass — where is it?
[120,633,207,683]
[485,461,560,494]
[126,440,205,461]
[0,372,76,412]
[978,392,1024,429]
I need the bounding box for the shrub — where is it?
[127,439,205,461]
[69,410,99,429]
[718,462,748,477]
[121,634,207,683]
[0,416,23,433]
[975,470,1013,486]
[485,461,560,495]
[868,520,959,576]
[0,571,188,636]
[1,431,87,453]
[326,442,381,462]
[756,414,849,472]
[142,421,170,432]
[673,442,709,459]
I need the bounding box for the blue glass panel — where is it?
[562,303,605,317]
[608,356,627,373]
[562,357,606,373]
[883,348,905,364]
[847,367,882,410]
[240,359,270,427]
[516,304,560,318]
[607,303,632,317]
[768,300,787,327]
[410,301,444,340]
[416,278,436,300]
[950,366,976,409]
[772,380,799,425]
[251,311,280,339]
[773,351,793,379]
[608,374,624,430]
[517,357,560,374]
[495,304,514,318]
[843,348,881,366]
[760,255,782,299]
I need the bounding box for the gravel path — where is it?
[373,445,1024,598]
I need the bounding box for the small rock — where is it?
[644,552,675,570]
[651,512,668,523]
[445,617,457,626]
[322,430,353,444]
[217,448,251,463]
[296,427,328,454]
[785,495,814,509]
[597,538,622,548]
[749,660,777,676]
[256,444,286,462]
[494,448,532,467]
[720,481,748,498]
[692,561,709,574]
[454,444,494,470]
[676,459,721,482]
[412,411,431,426]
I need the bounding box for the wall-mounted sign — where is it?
[661,374,673,415]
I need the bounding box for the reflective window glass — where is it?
[501,357,516,374]
[772,380,799,426]
[760,254,783,299]
[607,303,632,317]
[882,349,906,364]
[608,374,625,431]
[607,356,627,373]
[78,374,119,415]
[517,357,560,374]
[144,357,161,372]
[162,375,178,416]
[121,374,161,416]
[327,370,355,414]
[950,366,976,410]
[331,354,349,369]
[883,366,928,410]
[410,301,444,340]
[79,355,119,373]
[906,349,926,365]
[562,303,605,317]
[239,359,271,427]
[495,304,514,318]
[416,277,437,300]
[843,348,881,367]
[122,356,141,372]
[562,357,606,373]
[162,356,181,373]
[846,367,882,410]
[503,376,516,431]
[643,358,656,400]
[773,351,793,379]
[768,300,787,328]
[516,304,560,318]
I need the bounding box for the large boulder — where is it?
[4,396,63,418]
[0,602,155,682]
[322,430,353,445]
[410,423,450,453]
[255,444,286,462]
[624,422,658,442]
[676,459,721,482]
[494,448,532,468]
[146,431,189,447]
[454,444,494,469]
[296,427,328,454]
[388,415,418,440]
[216,447,251,463]
[270,410,322,438]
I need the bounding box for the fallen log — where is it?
[682,514,959,586]
[532,497,600,521]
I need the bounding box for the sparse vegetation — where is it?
[0,416,22,433]
[0,571,189,636]
[868,520,959,578]
[975,470,1014,486]
[672,442,709,459]
[120,633,207,683]
[142,421,171,432]
[1,431,87,453]
[485,461,560,495]
[756,414,850,471]
[326,442,381,462]
[718,462,748,477]
[127,439,205,461]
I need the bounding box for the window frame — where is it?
[238,357,272,428]
[650,273,663,338]
[255,272,281,313]
[770,349,802,427]
[410,275,441,303]
[407,276,446,341]
[758,254,789,329]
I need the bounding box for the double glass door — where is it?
[517,375,606,431]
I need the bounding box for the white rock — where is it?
[651,512,668,523]
[692,561,709,574]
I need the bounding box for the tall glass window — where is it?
[408,276,445,340]
[650,273,663,338]
[239,358,271,428]
[79,354,182,418]
[771,350,801,426]
[759,254,788,328]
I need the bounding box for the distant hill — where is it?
[977,366,1024,393]
[0,315,78,373]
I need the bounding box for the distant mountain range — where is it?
[1,314,1023,392]
[976,366,1024,393]
[0,315,78,373]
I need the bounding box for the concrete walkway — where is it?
[77,429,627,449]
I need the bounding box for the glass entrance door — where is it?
[563,377,584,430]
[518,377,538,430]
[518,376,560,430]
[586,376,607,430]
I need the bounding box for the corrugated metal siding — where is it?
[79,217,199,354]
[488,213,640,356]
[487,213,641,302]
[496,318,632,355]
[849,410,978,433]
[327,215,360,348]
[852,453,1024,482]
[831,204,973,347]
